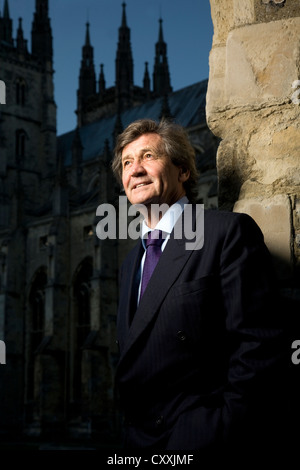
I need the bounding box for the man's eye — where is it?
[123,160,130,167]
[144,153,153,159]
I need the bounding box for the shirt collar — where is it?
[141,196,188,246]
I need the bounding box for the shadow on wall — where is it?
[272,252,300,453]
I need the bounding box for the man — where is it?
[112,118,285,453]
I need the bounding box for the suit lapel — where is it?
[117,228,194,368]
[117,241,144,352]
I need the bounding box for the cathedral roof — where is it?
[58,79,208,167]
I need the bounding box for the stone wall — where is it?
[206,0,300,291]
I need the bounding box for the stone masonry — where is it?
[206,0,300,296]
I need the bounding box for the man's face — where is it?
[121,133,189,208]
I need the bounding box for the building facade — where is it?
[0,0,218,444]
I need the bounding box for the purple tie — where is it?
[140,230,164,299]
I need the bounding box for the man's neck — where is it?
[142,196,189,232]
[145,194,188,228]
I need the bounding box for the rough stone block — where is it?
[234,195,292,279]
[225,18,300,106]
[233,0,255,26]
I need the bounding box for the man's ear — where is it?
[178,167,190,182]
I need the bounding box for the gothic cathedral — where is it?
[0,0,218,445]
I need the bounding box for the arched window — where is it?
[27,268,47,401]
[16,78,26,106]
[31,290,45,350]
[15,129,27,158]
[71,258,93,408]
[76,281,91,346]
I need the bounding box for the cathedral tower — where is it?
[0,0,13,46]
[76,3,173,126]
[31,0,53,64]
[0,0,57,433]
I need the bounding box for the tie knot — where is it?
[145,230,164,248]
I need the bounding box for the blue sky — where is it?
[5,0,214,135]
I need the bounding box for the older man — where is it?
[112,118,285,453]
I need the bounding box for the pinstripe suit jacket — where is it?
[115,207,285,452]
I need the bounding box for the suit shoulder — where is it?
[204,207,260,228]
[202,208,264,241]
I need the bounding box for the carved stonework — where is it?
[207,0,300,289]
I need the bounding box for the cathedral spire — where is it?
[0,0,13,46]
[121,1,127,27]
[153,18,172,97]
[76,21,96,126]
[16,18,28,54]
[143,62,151,100]
[80,23,96,90]
[31,0,53,63]
[3,0,9,18]
[158,15,164,42]
[85,20,91,46]
[98,63,106,96]
[115,2,134,110]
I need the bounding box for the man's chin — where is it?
[130,197,153,207]
[129,192,156,207]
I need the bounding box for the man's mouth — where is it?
[133,182,151,189]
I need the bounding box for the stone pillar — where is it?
[207,0,300,293]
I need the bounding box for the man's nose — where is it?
[130,159,146,176]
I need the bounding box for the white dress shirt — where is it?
[137,196,188,303]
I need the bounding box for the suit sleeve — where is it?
[219,213,286,450]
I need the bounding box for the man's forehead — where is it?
[122,133,163,156]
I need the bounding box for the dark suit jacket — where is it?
[115,207,286,453]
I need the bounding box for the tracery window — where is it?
[71,258,93,406]
[16,78,26,106]
[27,268,47,401]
